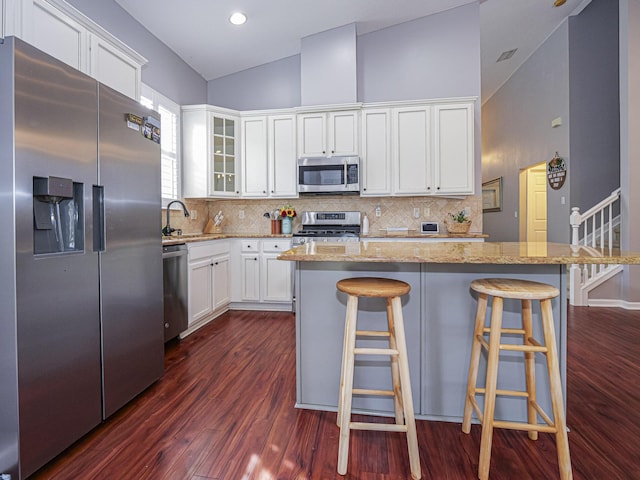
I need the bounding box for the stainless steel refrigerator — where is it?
[0,37,164,479]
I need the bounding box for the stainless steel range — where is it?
[292,211,361,245]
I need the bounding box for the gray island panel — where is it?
[295,260,566,424]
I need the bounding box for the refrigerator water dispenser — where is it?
[33,176,84,254]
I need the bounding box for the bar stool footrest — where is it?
[350,422,408,433]
[352,388,395,396]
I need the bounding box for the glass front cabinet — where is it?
[183,105,239,197]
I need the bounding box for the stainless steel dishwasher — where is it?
[162,243,188,341]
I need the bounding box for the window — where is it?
[140,84,181,207]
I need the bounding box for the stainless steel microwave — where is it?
[297,156,360,194]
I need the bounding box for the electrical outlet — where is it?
[375,206,381,217]
[413,207,420,219]
[424,207,430,217]
[239,210,245,219]
[463,207,471,217]
[191,210,198,220]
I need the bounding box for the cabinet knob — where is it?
[254,257,258,261]
[271,190,274,193]
[363,188,367,191]
[263,190,266,194]
[437,186,440,190]
[331,150,335,154]
[274,245,278,248]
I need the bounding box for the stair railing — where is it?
[569,188,621,305]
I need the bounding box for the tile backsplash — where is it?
[165,195,483,236]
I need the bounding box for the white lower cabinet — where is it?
[261,241,293,302]
[231,238,293,310]
[183,240,230,337]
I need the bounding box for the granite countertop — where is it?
[277,241,640,265]
[162,233,292,246]
[361,232,488,239]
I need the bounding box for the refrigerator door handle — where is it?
[93,185,105,252]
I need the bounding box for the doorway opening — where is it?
[519,162,547,242]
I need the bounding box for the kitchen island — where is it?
[279,241,640,423]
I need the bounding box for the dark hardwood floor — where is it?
[31,306,640,479]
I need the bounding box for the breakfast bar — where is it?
[279,241,640,424]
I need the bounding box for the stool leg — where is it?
[387,297,404,425]
[337,294,359,475]
[521,299,539,441]
[479,296,504,480]
[463,292,489,433]
[390,296,421,480]
[337,293,358,428]
[540,298,573,480]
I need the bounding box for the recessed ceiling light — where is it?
[229,12,247,25]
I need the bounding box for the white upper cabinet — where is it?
[297,110,358,157]
[89,34,141,100]
[241,113,297,198]
[9,0,146,99]
[268,114,297,197]
[359,100,475,197]
[393,106,432,195]
[360,108,392,196]
[432,103,474,195]
[241,116,269,197]
[183,105,240,198]
[30,0,87,71]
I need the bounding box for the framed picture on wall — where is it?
[482,177,502,212]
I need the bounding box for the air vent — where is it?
[496,49,518,62]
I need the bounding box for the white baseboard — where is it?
[587,298,640,310]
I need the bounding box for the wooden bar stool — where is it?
[462,278,572,480]
[336,277,421,479]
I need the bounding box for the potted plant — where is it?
[446,210,471,234]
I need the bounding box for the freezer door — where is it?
[13,40,102,477]
[98,84,164,418]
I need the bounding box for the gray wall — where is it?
[66,0,207,105]
[568,0,620,212]
[482,23,571,242]
[207,55,301,110]
[357,3,481,103]
[207,3,480,108]
[301,23,357,106]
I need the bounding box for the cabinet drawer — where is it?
[241,240,260,252]
[262,239,292,253]
[188,240,230,260]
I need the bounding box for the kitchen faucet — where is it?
[162,200,190,236]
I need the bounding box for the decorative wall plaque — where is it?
[547,153,567,190]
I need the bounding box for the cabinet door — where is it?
[269,114,297,197]
[30,0,87,71]
[212,255,230,309]
[89,34,141,100]
[241,116,268,197]
[240,254,260,301]
[261,254,292,302]
[433,103,474,195]
[188,258,213,325]
[361,108,392,196]
[211,114,239,196]
[329,111,358,156]
[297,113,326,157]
[393,107,432,195]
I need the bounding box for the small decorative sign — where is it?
[547,153,567,190]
